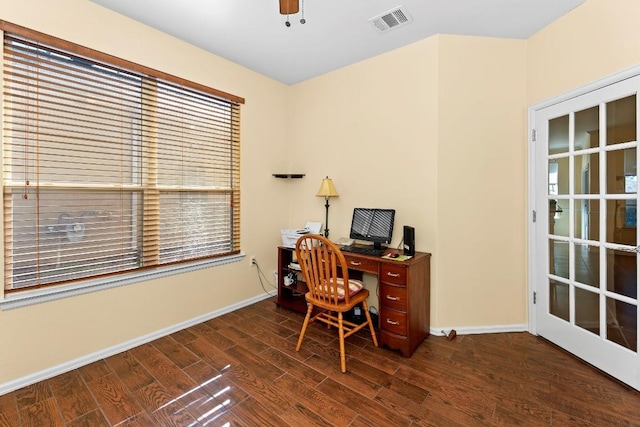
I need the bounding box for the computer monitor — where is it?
[349,208,396,250]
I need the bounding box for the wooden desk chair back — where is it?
[295,234,378,372]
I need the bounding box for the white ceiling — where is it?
[89,0,585,85]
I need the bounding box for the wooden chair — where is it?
[295,234,378,372]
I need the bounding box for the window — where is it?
[1,22,244,292]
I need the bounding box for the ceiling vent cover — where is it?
[369,6,413,33]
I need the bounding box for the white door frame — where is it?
[528,64,640,335]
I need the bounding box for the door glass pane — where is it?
[549,199,562,234]
[583,199,600,242]
[607,297,637,351]
[607,200,636,245]
[550,240,569,279]
[606,95,636,146]
[555,157,570,196]
[550,200,569,237]
[549,199,567,236]
[575,287,599,335]
[550,279,569,321]
[575,153,599,194]
[607,249,637,299]
[574,199,585,240]
[549,115,570,155]
[574,199,599,241]
[575,244,599,288]
[549,161,559,195]
[575,106,599,150]
[607,148,636,194]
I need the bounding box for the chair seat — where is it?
[306,287,370,312]
[323,278,363,300]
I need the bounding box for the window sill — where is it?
[0,253,245,311]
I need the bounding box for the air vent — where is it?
[368,6,413,33]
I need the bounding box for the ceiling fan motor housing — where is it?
[279,0,299,15]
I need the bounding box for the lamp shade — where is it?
[316,177,339,198]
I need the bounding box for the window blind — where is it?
[1,23,242,291]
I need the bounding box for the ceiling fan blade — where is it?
[279,0,299,15]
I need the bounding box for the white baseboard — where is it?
[430,323,529,337]
[0,293,272,396]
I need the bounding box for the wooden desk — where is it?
[277,246,431,357]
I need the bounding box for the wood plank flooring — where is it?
[1,297,640,426]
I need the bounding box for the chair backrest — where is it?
[295,234,353,306]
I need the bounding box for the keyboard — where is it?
[340,245,386,257]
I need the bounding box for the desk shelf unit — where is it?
[276,245,431,357]
[276,246,308,313]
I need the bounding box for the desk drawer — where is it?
[381,264,407,285]
[380,284,407,311]
[343,256,378,274]
[380,308,407,336]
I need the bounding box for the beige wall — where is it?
[0,0,289,385]
[437,35,528,326]
[528,0,640,105]
[2,0,639,389]
[288,34,528,328]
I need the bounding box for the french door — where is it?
[532,73,640,389]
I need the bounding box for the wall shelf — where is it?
[272,174,305,179]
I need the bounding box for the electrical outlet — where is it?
[249,256,256,267]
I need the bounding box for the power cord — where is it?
[252,259,277,297]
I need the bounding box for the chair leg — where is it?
[296,304,313,352]
[338,312,346,373]
[362,301,378,347]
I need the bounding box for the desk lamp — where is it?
[316,176,339,238]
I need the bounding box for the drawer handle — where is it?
[386,272,400,277]
[350,261,362,266]
[386,295,400,301]
[386,319,400,326]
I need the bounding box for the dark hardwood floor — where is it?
[2,297,640,426]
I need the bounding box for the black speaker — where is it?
[403,225,415,256]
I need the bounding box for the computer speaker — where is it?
[403,225,415,256]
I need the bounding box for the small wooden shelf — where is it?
[272,174,305,179]
[284,281,307,295]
